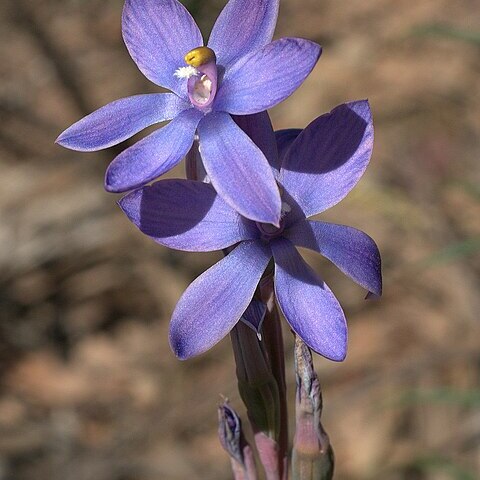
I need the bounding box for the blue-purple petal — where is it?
[122,0,203,97]
[286,220,382,296]
[105,108,203,193]
[56,94,188,152]
[208,0,279,69]
[233,111,280,172]
[214,38,321,115]
[118,179,258,251]
[280,101,374,217]
[169,241,271,359]
[198,112,281,225]
[271,238,347,361]
[275,129,301,166]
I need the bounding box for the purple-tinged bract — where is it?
[56,0,322,225]
[119,100,382,361]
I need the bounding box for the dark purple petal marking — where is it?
[118,179,258,252]
[105,108,203,193]
[208,0,279,69]
[286,220,382,296]
[122,0,203,97]
[198,112,281,225]
[280,100,374,217]
[56,94,189,152]
[214,38,321,115]
[169,240,271,359]
[233,111,280,172]
[271,238,347,361]
[275,128,302,166]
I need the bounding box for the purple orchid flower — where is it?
[55,0,321,225]
[119,100,382,361]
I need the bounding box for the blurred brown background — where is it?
[0,0,479,479]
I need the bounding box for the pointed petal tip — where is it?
[117,188,142,217]
[104,166,140,194]
[169,327,203,361]
[330,348,347,362]
[237,184,282,225]
[240,203,281,227]
[173,348,190,361]
[258,186,283,227]
[270,214,282,229]
[54,128,110,152]
[365,289,382,300]
[104,176,135,194]
[298,330,347,362]
[310,333,347,362]
[313,330,347,362]
[104,175,122,193]
[302,38,322,64]
[251,209,281,228]
[345,99,373,121]
[293,37,322,56]
[169,331,188,360]
[54,131,77,150]
[173,347,190,361]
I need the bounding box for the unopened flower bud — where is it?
[218,401,257,480]
[292,337,334,480]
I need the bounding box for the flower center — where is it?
[174,46,218,110]
[256,202,292,242]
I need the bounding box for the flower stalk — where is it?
[292,336,334,480]
[259,274,288,479]
[230,319,283,480]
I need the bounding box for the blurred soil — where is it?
[0,0,479,479]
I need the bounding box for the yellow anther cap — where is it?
[184,47,216,67]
